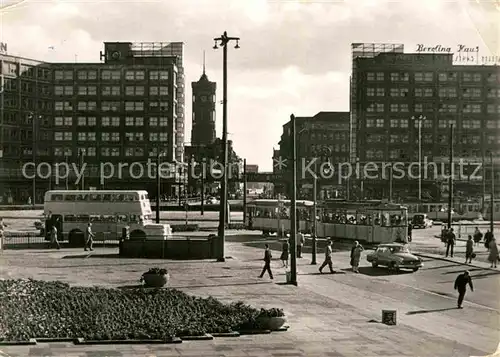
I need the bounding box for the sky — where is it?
[0,0,498,171]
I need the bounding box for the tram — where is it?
[406,199,500,221]
[246,199,314,235]
[316,200,408,244]
[245,199,409,244]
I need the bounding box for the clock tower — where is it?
[191,53,216,147]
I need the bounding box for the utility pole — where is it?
[156,152,162,224]
[213,31,240,262]
[243,158,247,225]
[79,149,85,191]
[289,114,298,286]
[447,124,454,229]
[482,143,486,213]
[490,152,494,234]
[31,113,37,205]
[311,158,317,265]
[389,164,393,202]
[200,158,205,216]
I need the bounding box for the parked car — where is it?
[411,214,433,229]
[366,243,423,272]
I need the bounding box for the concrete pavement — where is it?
[0,239,498,357]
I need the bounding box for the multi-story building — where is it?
[352,43,500,201]
[278,111,350,199]
[0,41,186,203]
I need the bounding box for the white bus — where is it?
[43,190,172,246]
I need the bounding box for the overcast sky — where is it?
[1,0,498,171]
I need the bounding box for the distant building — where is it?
[278,111,350,199]
[245,164,258,173]
[0,41,187,203]
[191,61,216,146]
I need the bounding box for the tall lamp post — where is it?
[289,114,298,286]
[28,112,41,205]
[78,149,86,190]
[213,31,240,262]
[411,115,426,202]
[490,152,494,234]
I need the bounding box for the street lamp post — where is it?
[156,152,166,224]
[213,31,240,262]
[78,149,86,190]
[411,115,426,202]
[289,114,298,286]
[490,152,494,234]
[28,112,41,205]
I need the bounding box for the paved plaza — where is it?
[0,232,499,357]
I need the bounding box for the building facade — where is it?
[278,111,350,199]
[353,45,500,201]
[0,41,186,203]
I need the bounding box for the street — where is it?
[0,235,498,357]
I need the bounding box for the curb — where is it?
[414,253,498,272]
[0,328,289,346]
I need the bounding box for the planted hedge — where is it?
[0,279,282,341]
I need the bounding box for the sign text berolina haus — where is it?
[415,44,479,53]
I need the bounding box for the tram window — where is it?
[123,194,133,202]
[90,215,100,223]
[102,194,112,201]
[76,194,88,201]
[64,215,76,222]
[130,214,140,223]
[117,214,128,222]
[374,215,381,226]
[429,205,435,212]
[89,194,101,201]
[64,195,75,201]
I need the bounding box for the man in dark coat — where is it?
[484,230,493,251]
[259,244,273,279]
[445,228,456,258]
[454,270,473,309]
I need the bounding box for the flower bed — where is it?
[0,279,281,341]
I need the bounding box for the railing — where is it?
[451,223,500,240]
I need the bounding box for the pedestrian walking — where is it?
[297,230,305,258]
[473,227,482,246]
[454,270,473,309]
[350,241,364,273]
[484,230,493,251]
[319,240,335,274]
[258,244,274,279]
[280,239,289,268]
[84,223,95,251]
[465,235,474,264]
[50,225,61,250]
[408,223,413,242]
[445,228,456,258]
[488,237,498,268]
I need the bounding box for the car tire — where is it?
[371,260,378,268]
[413,267,419,272]
[390,261,399,273]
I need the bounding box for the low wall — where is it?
[120,236,217,259]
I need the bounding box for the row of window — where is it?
[54,116,169,127]
[54,70,170,81]
[53,132,169,142]
[309,144,348,153]
[368,148,497,160]
[366,103,500,113]
[366,87,499,98]
[309,132,348,141]
[54,101,170,112]
[366,72,498,82]
[52,147,169,157]
[54,85,170,96]
[367,134,500,145]
[365,118,499,129]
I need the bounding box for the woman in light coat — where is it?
[350,241,364,273]
[488,238,499,268]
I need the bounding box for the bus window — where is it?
[64,194,75,201]
[130,214,140,223]
[89,194,101,201]
[429,205,436,212]
[102,194,112,201]
[117,214,128,222]
[123,194,133,202]
[90,215,100,223]
[75,214,89,222]
[143,193,149,200]
[64,214,76,222]
[52,194,64,201]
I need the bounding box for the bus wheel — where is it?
[68,230,85,247]
[130,230,146,240]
